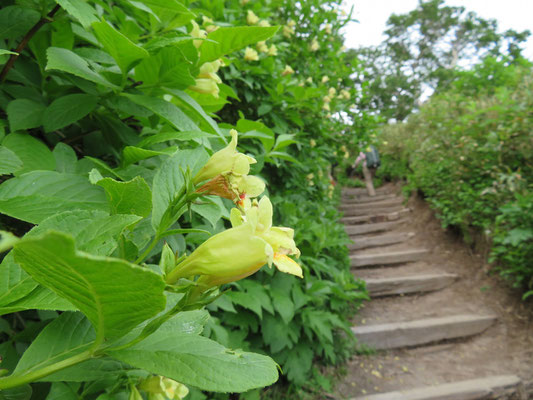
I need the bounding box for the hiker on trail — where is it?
[353,145,380,196]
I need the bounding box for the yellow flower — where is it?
[190,20,206,48]
[247,10,259,25]
[322,102,330,111]
[340,89,350,99]
[310,139,316,147]
[287,19,296,28]
[202,16,213,25]
[166,197,302,287]
[256,41,269,53]
[198,59,222,83]
[324,23,332,34]
[241,0,250,4]
[328,87,336,96]
[206,24,218,33]
[258,20,271,27]
[244,47,259,61]
[344,151,350,159]
[139,377,189,400]
[310,38,319,51]
[306,173,314,180]
[283,22,295,38]
[194,130,265,202]
[306,77,313,84]
[188,78,219,97]
[281,65,294,76]
[321,76,329,83]
[323,95,331,103]
[267,44,278,56]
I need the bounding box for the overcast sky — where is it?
[342,0,533,60]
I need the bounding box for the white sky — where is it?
[342,0,533,60]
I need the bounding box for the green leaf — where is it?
[266,151,299,164]
[13,232,166,338]
[45,382,78,399]
[123,94,199,132]
[0,253,36,309]
[54,0,98,29]
[14,312,95,376]
[199,26,279,64]
[0,231,18,253]
[151,148,209,229]
[92,20,149,73]
[43,94,98,132]
[0,146,22,175]
[191,197,225,228]
[6,99,45,132]
[225,291,263,319]
[136,0,195,27]
[0,285,77,316]
[137,131,213,148]
[46,47,118,89]
[271,288,295,324]
[53,143,77,173]
[0,49,17,56]
[94,175,152,218]
[109,330,278,392]
[0,6,40,40]
[121,146,175,167]
[0,171,108,224]
[284,342,313,385]
[2,133,55,175]
[0,385,32,400]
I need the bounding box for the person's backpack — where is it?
[365,145,380,168]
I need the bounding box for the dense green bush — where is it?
[0,0,371,399]
[378,56,533,298]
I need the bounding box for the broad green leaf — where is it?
[123,94,199,132]
[191,197,225,228]
[13,232,166,338]
[43,94,98,132]
[0,6,40,40]
[121,146,175,167]
[266,151,299,164]
[53,143,77,173]
[14,312,95,375]
[271,288,295,324]
[92,21,149,73]
[151,148,209,229]
[0,385,32,400]
[273,134,298,151]
[51,20,75,50]
[137,130,213,148]
[93,175,152,218]
[0,231,18,253]
[0,49,17,56]
[110,330,278,392]
[136,0,195,27]
[46,47,118,89]
[54,0,98,29]
[199,26,279,64]
[135,47,195,90]
[225,291,263,319]
[45,382,78,399]
[6,99,45,132]
[2,133,55,175]
[0,253,36,309]
[165,89,223,138]
[0,146,22,175]
[0,286,77,316]
[0,171,108,224]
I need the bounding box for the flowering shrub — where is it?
[0,0,373,398]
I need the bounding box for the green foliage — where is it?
[0,0,371,398]
[378,56,533,297]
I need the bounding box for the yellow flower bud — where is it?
[283,25,295,38]
[324,23,332,34]
[328,87,336,96]
[306,77,313,83]
[202,16,213,25]
[244,47,259,61]
[258,20,271,27]
[287,19,296,28]
[321,76,329,83]
[205,24,218,33]
[281,65,294,76]
[322,102,330,111]
[139,377,189,400]
[267,44,278,56]
[323,95,331,103]
[247,10,259,25]
[310,139,316,147]
[256,41,269,53]
[188,78,219,97]
[190,20,206,48]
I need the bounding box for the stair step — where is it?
[342,193,399,204]
[340,199,404,211]
[364,273,459,297]
[346,221,403,236]
[349,375,521,400]
[352,314,496,350]
[343,205,405,217]
[342,187,391,196]
[341,209,411,225]
[349,232,414,251]
[351,249,428,268]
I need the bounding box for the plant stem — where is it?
[0,4,61,83]
[134,235,160,265]
[0,350,92,390]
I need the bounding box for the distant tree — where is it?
[354,0,531,121]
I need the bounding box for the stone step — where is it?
[342,194,400,204]
[351,249,428,268]
[346,221,403,236]
[364,273,459,297]
[349,232,414,251]
[340,199,404,211]
[352,314,496,351]
[342,205,405,217]
[349,375,522,400]
[341,209,411,225]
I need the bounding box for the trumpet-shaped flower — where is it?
[139,376,189,400]
[190,21,206,48]
[247,10,259,25]
[198,59,223,83]
[166,197,302,287]
[188,78,219,97]
[281,65,294,76]
[244,47,259,61]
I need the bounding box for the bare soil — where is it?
[334,184,533,398]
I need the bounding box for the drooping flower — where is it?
[281,65,294,76]
[190,20,206,48]
[188,78,219,97]
[139,376,189,400]
[244,47,259,61]
[247,10,259,25]
[256,41,269,53]
[267,44,278,56]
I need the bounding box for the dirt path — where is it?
[334,184,533,399]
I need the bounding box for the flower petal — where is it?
[273,253,303,278]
